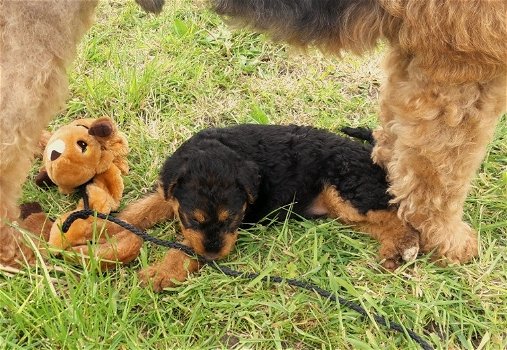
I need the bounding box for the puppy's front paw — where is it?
[139,248,201,292]
[139,265,179,292]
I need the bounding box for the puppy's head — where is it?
[161,139,260,259]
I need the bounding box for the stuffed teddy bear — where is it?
[33,117,141,266]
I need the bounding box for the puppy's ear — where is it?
[163,175,180,199]
[238,160,260,204]
[160,155,187,199]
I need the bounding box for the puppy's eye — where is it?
[181,214,200,228]
[77,140,87,153]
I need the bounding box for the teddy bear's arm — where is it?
[84,165,124,213]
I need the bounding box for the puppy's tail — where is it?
[340,127,375,145]
[212,0,396,54]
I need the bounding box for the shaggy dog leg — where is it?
[0,1,99,267]
[0,0,163,268]
[373,48,507,264]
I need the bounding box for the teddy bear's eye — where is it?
[77,140,88,153]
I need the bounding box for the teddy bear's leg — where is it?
[19,203,53,242]
[69,188,176,267]
[0,204,52,268]
[0,203,52,267]
[48,212,94,251]
[45,211,140,268]
[47,212,121,252]
[69,229,144,269]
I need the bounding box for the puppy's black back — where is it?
[185,124,390,222]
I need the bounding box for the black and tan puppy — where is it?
[117,124,419,291]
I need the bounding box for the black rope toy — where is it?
[62,188,434,350]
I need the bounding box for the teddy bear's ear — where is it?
[89,118,114,138]
[89,117,129,175]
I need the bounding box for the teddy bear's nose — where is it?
[50,150,61,161]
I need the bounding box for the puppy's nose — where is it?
[50,150,61,161]
[205,240,221,253]
[203,252,220,260]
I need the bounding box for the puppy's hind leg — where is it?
[359,210,420,270]
[310,185,419,270]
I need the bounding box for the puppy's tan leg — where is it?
[310,185,419,269]
[362,211,420,270]
[377,48,506,264]
[117,187,176,229]
[139,239,201,292]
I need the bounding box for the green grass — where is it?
[2,1,507,349]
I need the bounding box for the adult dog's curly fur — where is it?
[0,0,162,267]
[212,0,507,264]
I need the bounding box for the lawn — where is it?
[1,1,506,349]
